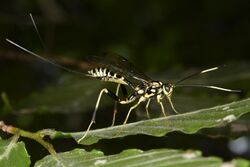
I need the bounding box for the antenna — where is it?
[176,84,241,93]
[174,66,241,93]
[175,66,223,85]
[6,39,87,76]
[29,13,46,49]
[6,14,89,76]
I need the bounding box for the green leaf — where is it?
[51,98,250,145]
[0,138,30,167]
[234,159,250,167]
[35,148,222,167]
[223,159,250,167]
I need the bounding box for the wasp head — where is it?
[163,82,174,97]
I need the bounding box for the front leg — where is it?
[166,95,179,114]
[157,95,167,117]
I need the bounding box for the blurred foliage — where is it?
[35,149,223,167]
[0,0,250,165]
[0,137,31,167]
[1,1,250,68]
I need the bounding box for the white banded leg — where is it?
[111,84,121,126]
[156,96,167,117]
[77,88,119,143]
[159,101,167,117]
[156,97,167,117]
[145,99,151,119]
[123,99,142,125]
[167,96,179,114]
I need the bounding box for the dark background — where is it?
[0,0,250,164]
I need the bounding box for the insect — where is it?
[5,15,241,143]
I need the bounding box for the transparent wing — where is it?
[85,52,152,83]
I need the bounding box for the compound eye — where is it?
[165,84,171,92]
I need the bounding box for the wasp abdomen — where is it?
[88,67,128,85]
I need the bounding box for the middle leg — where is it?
[112,84,121,126]
[112,84,128,126]
[145,99,151,119]
[123,98,143,125]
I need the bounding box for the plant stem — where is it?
[0,121,56,154]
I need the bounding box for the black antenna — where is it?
[176,84,241,93]
[6,39,87,76]
[29,13,46,49]
[6,14,88,76]
[175,66,223,85]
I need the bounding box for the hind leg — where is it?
[77,88,119,143]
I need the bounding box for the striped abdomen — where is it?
[87,67,128,85]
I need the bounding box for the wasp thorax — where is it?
[151,81,163,88]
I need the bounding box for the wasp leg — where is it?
[159,101,166,117]
[77,88,119,143]
[112,84,121,126]
[145,99,151,119]
[122,99,142,125]
[167,96,179,114]
[112,84,128,126]
[120,84,128,97]
[156,96,167,117]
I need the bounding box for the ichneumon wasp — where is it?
[5,14,241,143]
